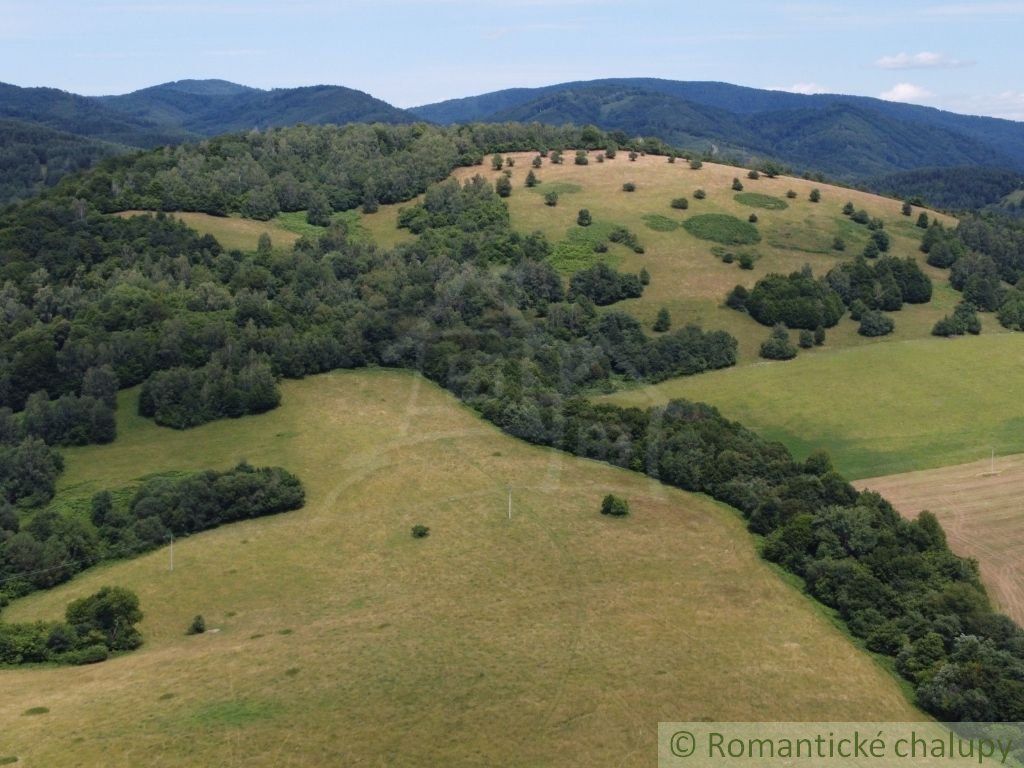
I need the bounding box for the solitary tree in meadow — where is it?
[653,307,671,332]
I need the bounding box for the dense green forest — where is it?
[1,122,1024,719]
[0,120,126,206]
[865,166,1024,213]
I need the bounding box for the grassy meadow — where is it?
[861,455,1024,627]
[449,152,961,363]
[601,333,1024,480]
[116,207,413,254]
[0,370,924,767]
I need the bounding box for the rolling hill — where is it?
[0,79,414,149]
[0,371,925,767]
[97,80,413,136]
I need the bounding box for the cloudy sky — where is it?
[2,0,1022,119]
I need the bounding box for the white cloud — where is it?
[880,83,934,103]
[770,82,829,95]
[876,51,972,69]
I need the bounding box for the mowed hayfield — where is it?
[0,370,924,767]
[601,334,1024,480]
[448,152,962,363]
[861,454,1024,626]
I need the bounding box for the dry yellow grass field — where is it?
[0,370,924,767]
[115,210,300,253]
[861,454,1024,626]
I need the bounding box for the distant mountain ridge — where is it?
[412,78,1024,176]
[3,76,1024,204]
[0,79,413,148]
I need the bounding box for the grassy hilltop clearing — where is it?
[0,370,923,767]
[446,151,960,363]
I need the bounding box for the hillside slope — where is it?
[0,370,924,766]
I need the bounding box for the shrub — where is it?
[66,644,109,665]
[694,189,706,200]
[813,326,826,346]
[187,615,206,635]
[577,209,592,227]
[411,525,430,539]
[917,212,930,228]
[532,155,542,168]
[732,178,744,192]
[605,143,617,159]
[639,267,651,285]
[689,159,703,170]
[628,151,638,161]
[798,329,814,349]
[622,182,636,192]
[747,169,760,180]
[600,494,629,517]
[833,237,846,251]
[933,302,982,337]
[786,190,797,199]
[851,209,870,224]
[738,253,755,270]
[760,324,798,360]
[902,201,914,216]
[809,189,821,202]
[491,153,504,171]
[525,170,538,187]
[670,197,689,210]
[495,175,512,198]
[726,285,749,310]
[842,202,855,215]
[544,191,558,207]
[575,150,589,166]
[858,309,894,337]
[653,308,671,332]
[748,213,759,223]
[550,150,563,165]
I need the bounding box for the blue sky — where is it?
[2,0,1023,120]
